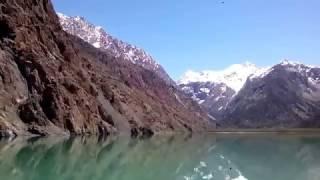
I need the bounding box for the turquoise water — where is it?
[0,134,320,180]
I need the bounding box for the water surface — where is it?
[0,134,320,180]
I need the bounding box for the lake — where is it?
[0,134,320,180]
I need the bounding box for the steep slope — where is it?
[58,13,174,85]
[0,0,214,137]
[179,62,264,118]
[222,61,320,128]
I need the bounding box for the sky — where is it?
[52,0,320,80]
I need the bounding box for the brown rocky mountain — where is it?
[0,0,214,137]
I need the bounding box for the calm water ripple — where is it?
[0,134,320,180]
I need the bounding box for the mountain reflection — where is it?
[0,134,320,180]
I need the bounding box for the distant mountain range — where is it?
[58,13,174,85]
[179,62,264,119]
[179,61,320,128]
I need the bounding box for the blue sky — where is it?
[53,0,320,80]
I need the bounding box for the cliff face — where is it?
[0,0,214,137]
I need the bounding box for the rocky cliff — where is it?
[0,0,214,137]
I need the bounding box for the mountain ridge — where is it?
[57,13,175,85]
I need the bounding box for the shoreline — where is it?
[1,128,320,139]
[208,128,320,135]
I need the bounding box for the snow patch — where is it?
[308,77,320,88]
[220,86,227,93]
[57,12,69,19]
[207,114,216,121]
[92,42,101,48]
[191,95,200,102]
[215,96,222,101]
[200,87,210,94]
[174,93,186,108]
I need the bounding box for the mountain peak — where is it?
[274,59,320,76]
[279,59,319,68]
[279,59,304,66]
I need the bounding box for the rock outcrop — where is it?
[0,0,214,137]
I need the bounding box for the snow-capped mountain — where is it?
[57,13,174,85]
[179,60,320,128]
[178,62,265,92]
[179,62,266,118]
[222,60,320,128]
